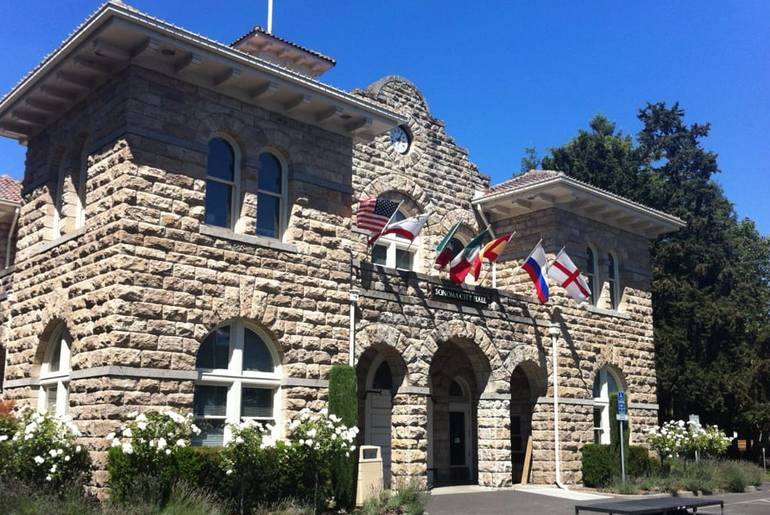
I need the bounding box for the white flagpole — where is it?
[267,0,274,34]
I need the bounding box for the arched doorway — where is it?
[510,363,546,484]
[357,345,406,488]
[428,339,491,487]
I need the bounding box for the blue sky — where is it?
[1,1,768,234]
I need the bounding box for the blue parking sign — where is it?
[617,391,627,420]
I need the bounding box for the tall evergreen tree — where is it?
[537,104,770,450]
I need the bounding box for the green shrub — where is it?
[328,364,358,509]
[581,444,614,487]
[106,410,202,505]
[627,445,659,477]
[0,478,100,515]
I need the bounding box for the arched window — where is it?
[256,152,285,239]
[585,247,597,305]
[193,321,280,446]
[371,361,393,391]
[38,327,71,416]
[204,137,238,229]
[371,209,418,271]
[607,253,619,310]
[592,367,621,444]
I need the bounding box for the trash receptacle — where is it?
[355,445,383,507]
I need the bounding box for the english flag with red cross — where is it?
[547,248,591,303]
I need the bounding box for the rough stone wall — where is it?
[348,75,658,487]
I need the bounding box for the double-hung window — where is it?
[256,152,284,239]
[204,138,238,228]
[592,368,620,444]
[372,211,418,271]
[38,328,71,416]
[193,321,281,446]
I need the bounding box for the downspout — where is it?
[5,207,19,269]
[348,290,359,367]
[549,321,567,489]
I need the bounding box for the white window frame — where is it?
[372,210,420,272]
[256,149,288,241]
[37,327,71,417]
[205,135,241,231]
[195,320,282,445]
[592,368,621,444]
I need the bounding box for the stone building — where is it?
[0,2,684,490]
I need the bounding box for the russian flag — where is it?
[522,242,549,304]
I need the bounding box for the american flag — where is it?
[356,195,400,234]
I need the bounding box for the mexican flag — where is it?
[449,228,489,283]
[468,232,515,280]
[434,222,461,270]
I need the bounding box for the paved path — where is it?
[426,484,770,515]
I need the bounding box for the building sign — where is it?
[431,286,490,306]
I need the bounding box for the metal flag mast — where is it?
[267,0,274,34]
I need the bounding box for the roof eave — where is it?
[0,2,406,142]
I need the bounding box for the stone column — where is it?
[477,396,512,487]
[390,392,428,488]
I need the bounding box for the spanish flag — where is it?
[469,232,515,281]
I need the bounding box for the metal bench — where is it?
[575,496,724,515]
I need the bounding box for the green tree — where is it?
[539,104,770,451]
[520,146,541,172]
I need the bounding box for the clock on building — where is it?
[389,126,410,155]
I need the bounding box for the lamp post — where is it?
[549,321,565,488]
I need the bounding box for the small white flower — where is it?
[64,455,71,462]
[50,464,57,473]
[235,436,245,445]
[175,439,186,448]
[191,424,201,435]
[307,428,317,438]
[34,455,45,465]
[122,428,133,438]
[111,438,122,448]
[226,469,233,476]
[136,413,147,423]
[46,475,52,481]
[165,449,171,455]
[56,448,64,456]
[157,437,167,450]
[0,435,7,442]
[137,422,147,430]
[127,411,138,419]
[75,445,82,453]
[49,449,57,458]
[106,432,116,441]
[121,442,133,454]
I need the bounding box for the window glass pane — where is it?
[256,193,280,238]
[204,181,232,228]
[395,248,413,271]
[207,138,235,181]
[46,386,57,414]
[607,254,615,278]
[49,339,62,373]
[393,210,406,222]
[243,329,274,373]
[593,407,603,444]
[372,245,387,266]
[192,419,225,447]
[241,387,273,418]
[196,326,230,369]
[607,373,619,395]
[592,374,602,398]
[258,153,282,194]
[193,385,227,417]
[586,248,594,273]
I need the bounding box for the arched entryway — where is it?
[357,344,406,488]
[510,362,546,484]
[428,339,491,487]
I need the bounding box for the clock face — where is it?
[389,126,410,155]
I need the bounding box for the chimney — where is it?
[231,27,335,78]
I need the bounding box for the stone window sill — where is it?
[584,304,631,320]
[26,227,86,259]
[200,224,298,253]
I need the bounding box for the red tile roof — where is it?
[487,169,562,193]
[0,175,22,203]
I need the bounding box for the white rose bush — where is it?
[106,410,203,503]
[647,419,733,461]
[0,404,90,491]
